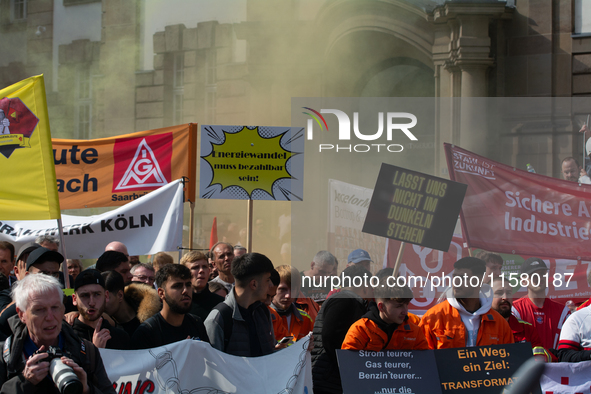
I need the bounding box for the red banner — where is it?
[444,143,591,260]
[385,236,591,315]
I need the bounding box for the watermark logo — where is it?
[303,107,418,153]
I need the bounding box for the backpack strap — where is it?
[213,303,233,351]
[80,339,96,376]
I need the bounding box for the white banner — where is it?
[328,179,385,272]
[100,337,313,394]
[540,360,591,393]
[0,179,184,259]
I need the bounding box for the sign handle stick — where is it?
[392,242,406,277]
[57,218,70,289]
[468,248,473,257]
[247,199,253,252]
[189,201,195,250]
[585,115,590,171]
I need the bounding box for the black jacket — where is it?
[189,287,224,322]
[72,318,131,350]
[311,290,368,394]
[0,315,115,394]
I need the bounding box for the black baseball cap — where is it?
[520,257,549,275]
[16,242,41,263]
[26,247,64,271]
[74,269,105,291]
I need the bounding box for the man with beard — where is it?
[71,269,130,349]
[491,276,551,362]
[131,264,209,349]
[181,251,224,321]
[561,157,583,182]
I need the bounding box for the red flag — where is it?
[209,217,218,249]
[444,143,591,260]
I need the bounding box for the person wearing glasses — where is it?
[130,263,156,287]
[0,246,66,337]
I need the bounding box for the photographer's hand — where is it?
[60,357,89,394]
[23,346,49,385]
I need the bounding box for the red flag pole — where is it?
[209,217,218,249]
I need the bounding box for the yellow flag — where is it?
[0,75,61,219]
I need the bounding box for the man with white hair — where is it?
[300,250,338,303]
[0,274,115,393]
[34,236,59,252]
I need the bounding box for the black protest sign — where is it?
[336,349,442,394]
[434,343,541,394]
[362,163,466,251]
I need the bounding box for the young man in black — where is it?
[131,264,209,349]
[204,252,276,357]
[311,264,374,394]
[71,269,130,349]
[181,251,224,321]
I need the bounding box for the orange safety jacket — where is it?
[407,312,420,326]
[419,300,514,349]
[342,313,429,351]
[269,303,314,341]
[295,291,320,323]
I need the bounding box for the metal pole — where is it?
[189,201,195,250]
[247,199,253,252]
[392,242,406,277]
[57,219,70,289]
[584,115,590,174]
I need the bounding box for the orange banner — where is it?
[53,124,197,209]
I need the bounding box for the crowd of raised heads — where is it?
[0,237,587,393]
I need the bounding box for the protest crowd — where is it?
[0,231,589,394]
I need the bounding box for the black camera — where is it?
[35,346,83,394]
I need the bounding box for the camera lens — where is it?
[49,359,83,394]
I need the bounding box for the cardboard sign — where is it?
[327,179,386,273]
[199,125,304,200]
[337,349,442,394]
[434,343,540,394]
[362,163,467,251]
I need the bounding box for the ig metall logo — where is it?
[303,107,418,153]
